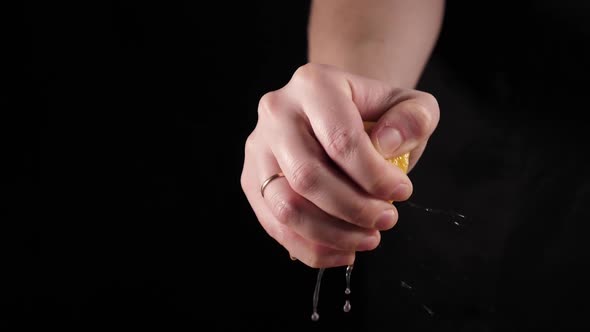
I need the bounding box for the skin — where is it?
[241,0,445,268]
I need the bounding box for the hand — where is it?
[241,63,439,268]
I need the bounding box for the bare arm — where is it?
[308,0,445,88]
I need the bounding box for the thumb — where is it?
[368,98,439,160]
[343,72,439,162]
[343,73,439,159]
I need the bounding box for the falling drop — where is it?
[422,304,434,316]
[311,312,319,322]
[400,280,413,290]
[301,201,469,322]
[343,300,351,312]
[343,264,353,312]
[311,268,325,322]
[345,264,353,295]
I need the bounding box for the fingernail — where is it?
[390,183,411,201]
[377,127,402,158]
[375,209,396,230]
[357,233,380,251]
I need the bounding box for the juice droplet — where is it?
[311,268,325,322]
[311,312,319,321]
[343,265,353,313]
[343,300,351,313]
[345,265,353,293]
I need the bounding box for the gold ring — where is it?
[260,172,285,198]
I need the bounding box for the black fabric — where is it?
[3,1,590,330]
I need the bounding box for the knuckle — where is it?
[244,132,257,154]
[291,63,331,89]
[240,170,248,193]
[257,91,282,118]
[241,134,258,193]
[325,126,359,161]
[403,101,435,138]
[293,63,321,82]
[289,161,322,195]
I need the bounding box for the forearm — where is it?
[308,0,445,88]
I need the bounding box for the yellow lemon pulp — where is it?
[363,121,410,174]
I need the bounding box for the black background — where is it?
[3,1,590,331]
